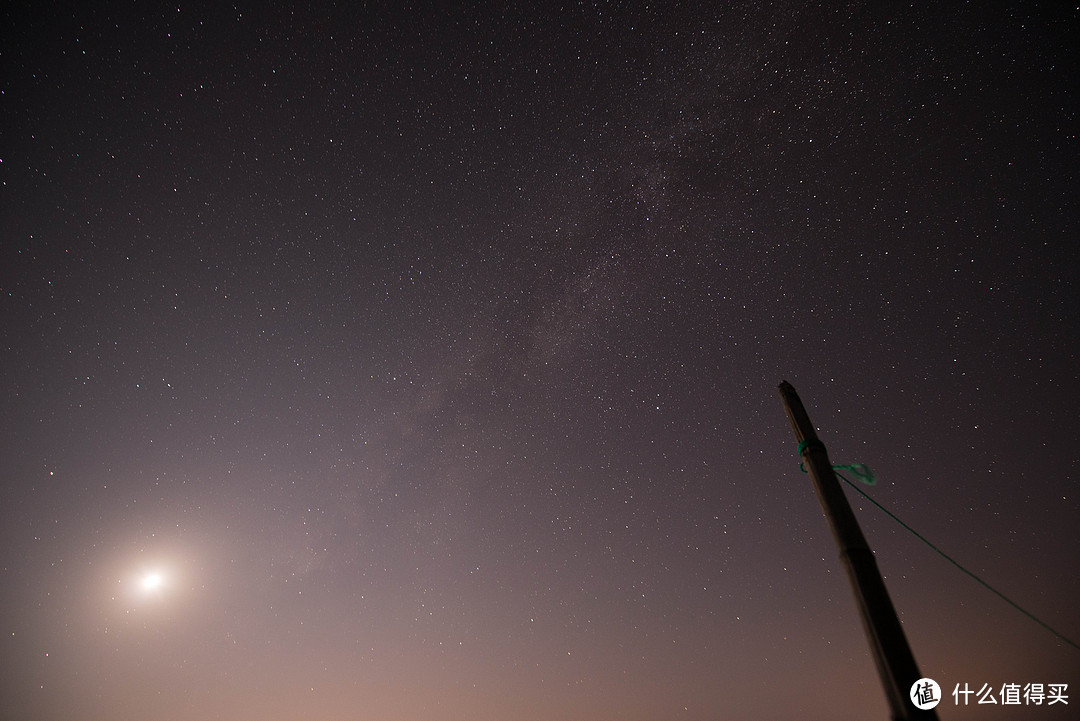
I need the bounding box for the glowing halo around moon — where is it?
[129,567,174,602]
[112,547,196,610]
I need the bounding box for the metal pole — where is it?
[777,381,938,720]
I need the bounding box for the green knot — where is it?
[795,440,876,485]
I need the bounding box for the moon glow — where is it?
[140,572,165,592]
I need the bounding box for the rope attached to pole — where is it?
[795,443,1080,652]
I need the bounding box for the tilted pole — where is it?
[777,381,937,720]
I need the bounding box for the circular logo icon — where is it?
[910,678,941,710]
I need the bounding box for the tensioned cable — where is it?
[798,453,1079,652]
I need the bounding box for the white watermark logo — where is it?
[909,679,1069,709]
[911,678,942,710]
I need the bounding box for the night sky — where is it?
[2,2,1078,720]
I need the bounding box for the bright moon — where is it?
[141,572,165,592]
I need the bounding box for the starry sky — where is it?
[2,2,1078,720]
